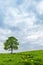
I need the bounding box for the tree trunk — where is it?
[11,43,13,54]
[11,48,13,54]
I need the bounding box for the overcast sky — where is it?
[0,0,43,53]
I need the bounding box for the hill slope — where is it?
[0,50,43,65]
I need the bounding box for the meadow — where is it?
[0,50,43,65]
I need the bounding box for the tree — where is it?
[4,36,19,54]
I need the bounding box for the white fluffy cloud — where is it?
[36,0,43,14]
[4,6,36,27]
[0,28,12,42]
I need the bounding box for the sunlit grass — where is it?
[0,50,43,65]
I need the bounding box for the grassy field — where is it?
[0,50,43,65]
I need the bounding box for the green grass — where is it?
[0,50,43,65]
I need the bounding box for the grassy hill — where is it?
[0,50,43,65]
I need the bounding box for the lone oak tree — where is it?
[4,36,19,54]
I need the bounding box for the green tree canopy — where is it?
[4,36,19,53]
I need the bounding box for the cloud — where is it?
[0,0,43,53]
[36,0,43,14]
[3,5,36,28]
[0,28,12,42]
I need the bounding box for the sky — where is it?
[0,0,43,53]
